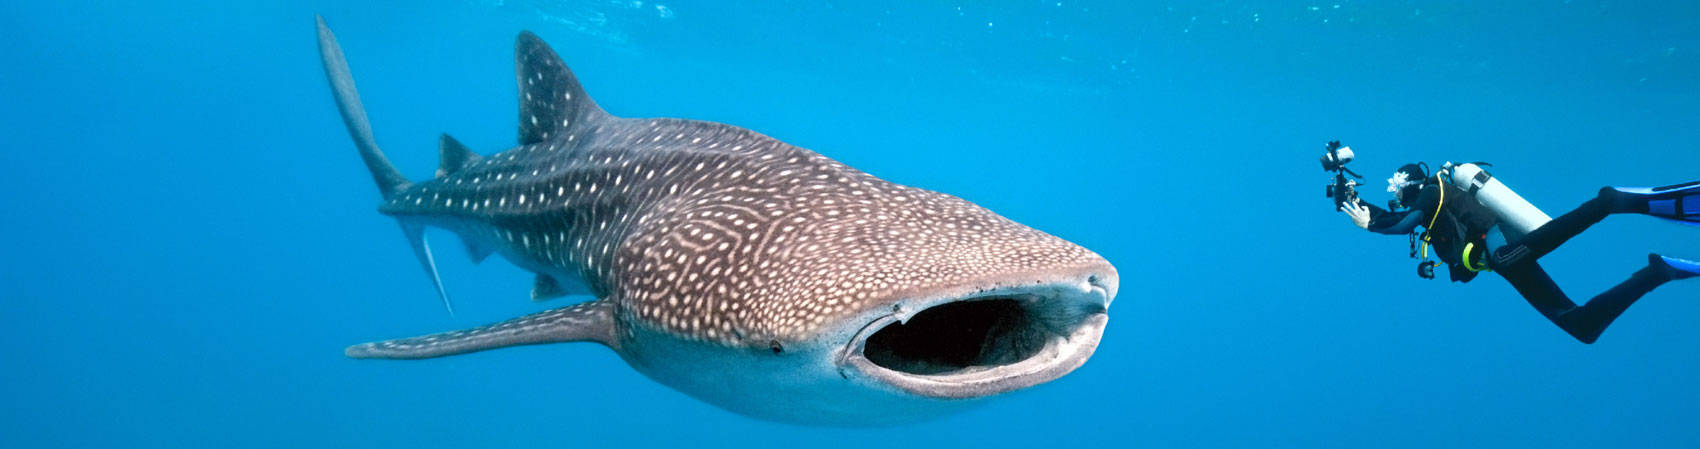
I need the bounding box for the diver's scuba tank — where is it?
[1444,163,1552,236]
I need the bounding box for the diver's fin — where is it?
[1613,181,1700,226]
[315,15,411,200]
[515,31,608,145]
[346,300,616,359]
[400,222,455,315]
[1653,254,1700,281]
[436,134,482,178]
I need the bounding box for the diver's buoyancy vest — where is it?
[1430,181,1498,243]
[1421,180,1498,281]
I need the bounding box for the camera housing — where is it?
[1320,145,1354,172]
[1320,141,1363,211]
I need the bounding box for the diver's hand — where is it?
[1343,199,1371,230]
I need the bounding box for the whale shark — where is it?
[316,16,1118,425]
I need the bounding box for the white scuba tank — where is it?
[1445,163,1552,236]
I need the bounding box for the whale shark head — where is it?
[612,181,1118,424]
[318,16,1118,426]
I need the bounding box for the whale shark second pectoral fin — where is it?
[346,300,616,359]
[531,273,591,302]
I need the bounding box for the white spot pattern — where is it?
[371,33,1107,351]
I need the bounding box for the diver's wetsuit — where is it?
[1365,184,1674,344]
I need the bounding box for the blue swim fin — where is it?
[1652,253,1700,281]
[1613,180,1700,226]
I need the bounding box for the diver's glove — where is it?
[1343,199,1371,230]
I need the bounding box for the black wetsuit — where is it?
[1366,183,1673,343]
[1365,183,1497,283]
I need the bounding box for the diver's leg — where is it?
[1500,181,1700,267]
[1497,257,1671,344]
[1496,262,1581,333]
[1494,188,1618,265]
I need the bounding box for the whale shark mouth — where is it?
[840,277,1112,399]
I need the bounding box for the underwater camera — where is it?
[1320,140,1363,211]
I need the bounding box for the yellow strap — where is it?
[1418,172,1445,261]
[1424,173,1445,231]
[1462,242,1490,272]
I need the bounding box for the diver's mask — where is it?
[1387,172,1422,209]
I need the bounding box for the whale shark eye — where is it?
[769,340,784,355]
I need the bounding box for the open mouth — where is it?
[840,278,1112,399]
[863,298,1046,375]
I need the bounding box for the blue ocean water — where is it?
[3,0,1697,447]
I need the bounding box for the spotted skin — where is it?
[369,33,1105,350]
[322,19,1117,425]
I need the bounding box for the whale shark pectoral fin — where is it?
[531,274,566,301]
[346,300,616,359]
[515,30,606,145]
[400,221,454,315]
[530,273,594,302]
[464,239,494,264]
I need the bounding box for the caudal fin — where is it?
[318,16,454,314]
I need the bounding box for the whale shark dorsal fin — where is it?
[515,31,605,145]
[399,222,454,315]
[346,300,617,359]
[436,134,482,178]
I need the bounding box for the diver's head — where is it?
[1386,163,1427,208]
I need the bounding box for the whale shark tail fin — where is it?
[515,30,609,146]
[317,16,453,315]
[315,15,411,200]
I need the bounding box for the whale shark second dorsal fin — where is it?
[515,31,606,146]
[436,134,481,178]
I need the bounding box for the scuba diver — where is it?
[1323,142,1700,343]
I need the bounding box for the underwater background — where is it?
[3,0,1697,447]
